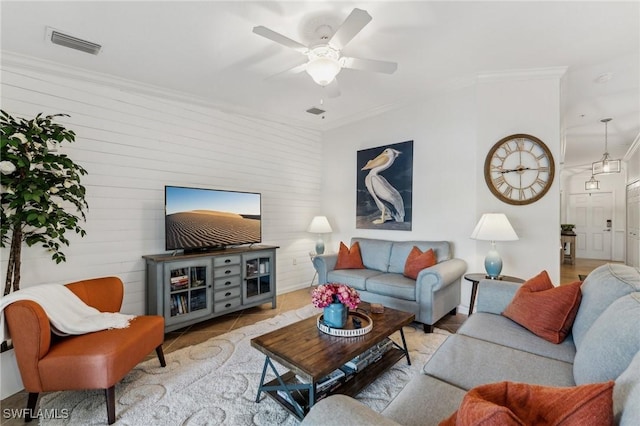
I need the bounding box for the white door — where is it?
[568,192,613,260]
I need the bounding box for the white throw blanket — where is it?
[0,284,136,342]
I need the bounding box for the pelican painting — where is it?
[362,148,405,224]
[357,141,413,230]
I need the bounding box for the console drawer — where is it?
[213,255,240,268]
[215,287,241,302]
[214,297,241,313]
[214,265,241,277]
[213,275,241,289]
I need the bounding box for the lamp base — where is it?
[315,238,325,255]
[484,247,503,279]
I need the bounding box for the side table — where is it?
[463,273,525,316]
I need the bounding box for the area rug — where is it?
[38,305,449,425]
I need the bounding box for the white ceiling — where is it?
[1,1,638,170]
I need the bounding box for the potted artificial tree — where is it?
[0,110,89,297]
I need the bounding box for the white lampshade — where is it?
[470,213,519,242]
[470,213,518,279]
[307,216,332,255]
[307,216,333,234]
[306,57,341,86]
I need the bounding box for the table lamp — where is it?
[470,213,519,279]
[307,216,333,255]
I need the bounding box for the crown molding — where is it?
[624,131,640,161]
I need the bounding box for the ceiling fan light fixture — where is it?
[306,56,341,86]
[592,118,621,175]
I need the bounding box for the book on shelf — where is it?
[316,368,346,394]
[171,294,189,315]
[343,338,393,372]
[170,275,189,291]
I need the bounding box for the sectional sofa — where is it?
[312,237,467,332]
[301,263,640,425]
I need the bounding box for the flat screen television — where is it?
[165,186,261,253]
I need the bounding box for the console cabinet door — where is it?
[163,259,213,326]
[243,251,275,304]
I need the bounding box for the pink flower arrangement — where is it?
[312,283,360,310]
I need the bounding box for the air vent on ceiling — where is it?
[46,27,101,55]
[306,107,326,115]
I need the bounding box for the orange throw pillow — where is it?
[439,381,614,426]
[502,271,582,343]
[334,242,365,270]
[403,246,437,279]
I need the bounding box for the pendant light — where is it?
[585,175,600,190]
[592,118,621,175]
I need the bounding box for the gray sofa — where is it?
[312,237,467,332]
[301,263,640,425]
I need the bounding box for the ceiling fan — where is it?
[252,8,398,97]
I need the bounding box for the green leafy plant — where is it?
[0,110,88,296]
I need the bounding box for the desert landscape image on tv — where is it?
[165,187,261,250]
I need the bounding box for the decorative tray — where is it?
[317,311,373,337]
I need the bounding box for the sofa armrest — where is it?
[5,301,52,391]
[475,279,522,314]
[416,258,467,293]
[300,395,400,426]
[312,254,338,284]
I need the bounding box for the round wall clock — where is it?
[484,134,555,205]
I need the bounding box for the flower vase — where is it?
[324,302,348,328]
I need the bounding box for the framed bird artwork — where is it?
[356,140,413,230]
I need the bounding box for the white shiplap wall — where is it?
[0,56,323,315]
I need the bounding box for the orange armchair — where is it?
[4,277,165,424]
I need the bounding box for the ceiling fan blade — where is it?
[342,57,398,74]
[252,26,308,54]
[265,61,308,80]
[324,79,341,98]
[329,8,372,50]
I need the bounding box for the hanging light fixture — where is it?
[592,118,621,175]
[305,46,342,86]
[585,175,600,190]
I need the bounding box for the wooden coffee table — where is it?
[251,302,415,419]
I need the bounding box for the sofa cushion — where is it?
[334,241,365,270]
[457,312,576,363]
[572,264,640,350]
[327,269,383,291]
[37,315,164,390]
[388,241,451,274]
[502,271,582,343]
[439,381,614,426]
[352,238,393,272]
[382,374,466,426]
[573,292,640,385]
[365,273,416,301]
[424,334,575,390]
[403,247,436,280]
[301,394,400,426]
[614,351,640,425]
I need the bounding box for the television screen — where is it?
[165,186,261,252]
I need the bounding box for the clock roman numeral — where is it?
[492,176,506,188]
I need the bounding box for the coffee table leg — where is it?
[255,356,309,419]
[256,357,270,402]
[399,328,411,365]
